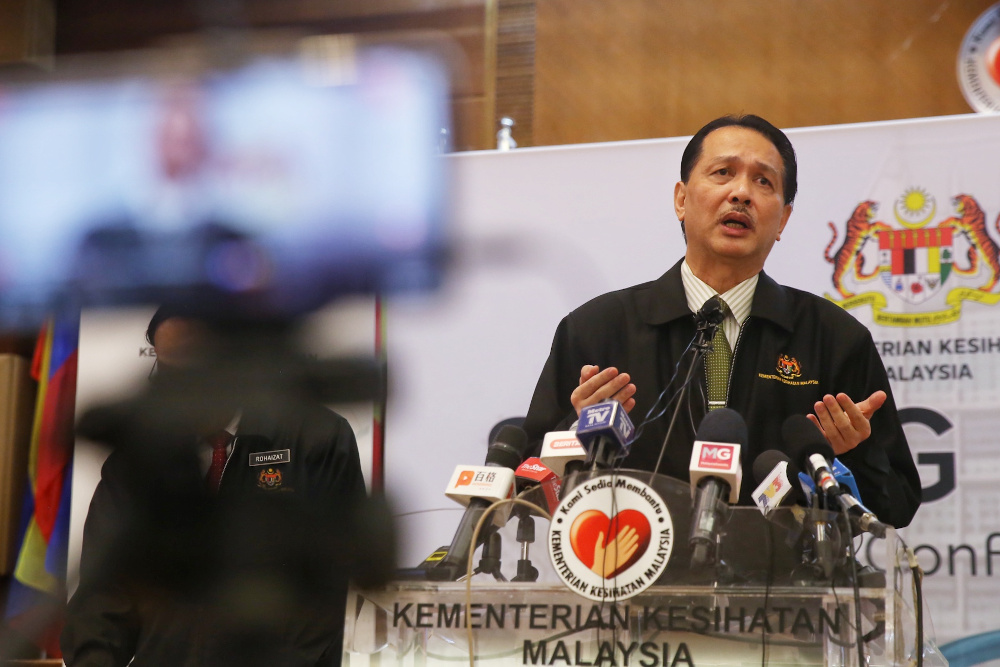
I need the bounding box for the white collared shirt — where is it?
[680,259,757,346]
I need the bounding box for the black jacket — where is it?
[523,260,921,528]
[62,403,367,667]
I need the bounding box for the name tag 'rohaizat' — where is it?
[249,449,291,466]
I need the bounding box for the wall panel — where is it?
[535,0,997,145]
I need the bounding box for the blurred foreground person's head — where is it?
[143,304,238,435]
[148,310,213,368]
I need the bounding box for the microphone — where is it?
[428,425,530,581]
[575,400,635,470]
[697,295,725,326]
[511,458,559,583]
[751,449,806,517]
[782,415,839,499]
[780,415,840,577]
[796,457,865,505]
[539,430,587,482]
[781,415,889,539]
[514,457,560,515]
[688,408,745,569]
[557,400,635,498]
[693,295,726,348]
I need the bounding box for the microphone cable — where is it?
[596,469,625,659]
[649,343,706,481]
[647,297,726,480]
[631,294,725,445]
[629,337,697,441]
[900,535,925,667]
[759,507,776,667]
[843,505,866,667]
[809,509,857,660]
[844,531,925,666]
[824,506,874,667]
[462,496,551,667]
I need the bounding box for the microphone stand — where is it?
[649,307,722,482]
[474,532,507,581]
[809,504,836,580]
[807,489,851,581]
[511,506,539,582]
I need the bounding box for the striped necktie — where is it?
[705,299,732,411]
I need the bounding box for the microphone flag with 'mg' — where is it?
[687,408,745,569]
[428,425,530,581]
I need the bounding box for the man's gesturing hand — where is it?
[572,365,637,416]
[807,390,887,456]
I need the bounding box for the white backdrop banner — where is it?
[72,113,1000,657]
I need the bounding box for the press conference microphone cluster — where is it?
[427,425,530,581]
[781,415,890,539]
[688,408,745,569]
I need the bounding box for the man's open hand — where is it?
[807,390,886,455]
[571,365,636,416]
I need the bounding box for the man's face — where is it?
[153,317,213,371]
[151,316,235,434]
[674,126,792,278]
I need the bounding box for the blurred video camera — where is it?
[0,38,450,329]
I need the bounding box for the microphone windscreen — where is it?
[697,295,725,325]
[752,449,791,486]
[750,448,807,508]
[780,414,834,468]
[695,407,747,447]
[485,424,530,469]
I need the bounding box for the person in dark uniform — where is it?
[523,114,921,528]
[61,307,373,666]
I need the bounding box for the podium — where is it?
[345,470,935,666]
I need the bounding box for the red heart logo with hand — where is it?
[569,509,651,578]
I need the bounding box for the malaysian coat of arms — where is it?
[824,188,1000,326]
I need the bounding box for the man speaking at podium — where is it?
[523,114,921,528]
